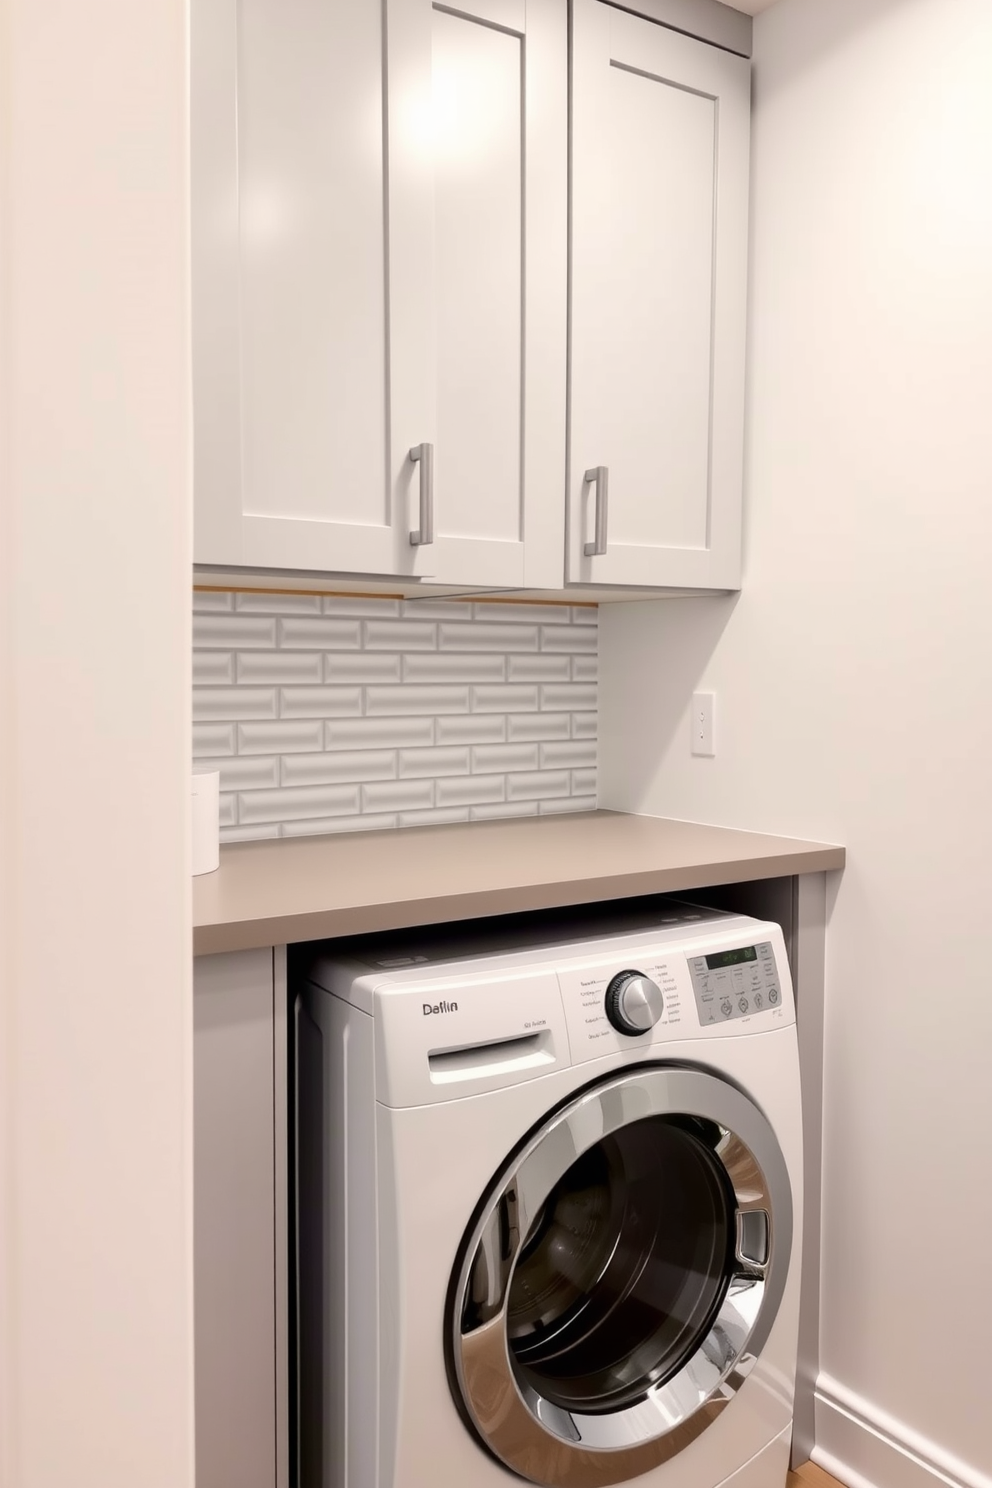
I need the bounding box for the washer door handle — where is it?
[736,1208,769,1270]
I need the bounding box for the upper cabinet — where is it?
[568,1,751,591]
[192,0,749,593]
[192,0,566,587]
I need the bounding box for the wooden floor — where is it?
[788,1463,844,1488]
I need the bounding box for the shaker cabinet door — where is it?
[193,0,566,587]
[388,0,566,589]
[193,0,434,577]
[568,1,750,591]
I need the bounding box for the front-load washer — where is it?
[295,902,803,1488]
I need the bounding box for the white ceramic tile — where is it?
[471,685,539,713]
[236,651,322,685]
[436,775,506,808]
[281,813,399,837]
[470,801,539,820]
[539,624,597,654]
[398,746,470,778]
[220,823,280,843]
[194,614,277,649]
[440,622,538,652]
[470,744,540,775]
[324,653,402,685]
[539,740,597,771]
[507,713,571,743]
[400,599,474,620]
[398,807,470,827]
[539,684,597,713]
[219,793,238,827]
[278,617,362,650]
[506,653,571,683]
[366,685,470,716]
[193,590,234,613]
[362,779,435,814]
[506,770,570,802]
[436,714,506,746]
[538,795,597,814]
[325,717,434,751]
[194,687,278,721]
[193,722,237,757]
[472,602,570,624]
[403,652,505,684]
[237,720,324,755]
[235,591,321,614]
[323,596,401,617]
[571,654,598,682]
[197,754,280,791]
[279,687,363,719]
[281,750,397,787]
[364,619,438,651]
[192,591,599,842]
[239,784,361,824]
[193,651,234,684]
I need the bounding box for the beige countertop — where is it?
[193,811,844,956]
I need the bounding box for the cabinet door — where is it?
[388,0,567,589]
[194,949,277,1488]
[193,0,434,577]
[568,2,750,590]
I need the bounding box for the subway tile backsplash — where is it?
[193,593,598,842]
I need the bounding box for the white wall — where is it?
[0,3,194,1486]
[600,0,992,1484]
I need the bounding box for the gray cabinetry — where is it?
[191,0,750,595]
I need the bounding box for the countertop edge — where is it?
[192,838,845,957]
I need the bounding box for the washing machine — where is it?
[295,901,803,1488]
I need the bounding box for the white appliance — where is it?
[296,902,803,1488]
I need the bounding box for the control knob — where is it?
[604,970,665,1036]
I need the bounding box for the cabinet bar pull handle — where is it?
[409,443,435,546]
[583,466,609,557]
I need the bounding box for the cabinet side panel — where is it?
[194,949,276,1488]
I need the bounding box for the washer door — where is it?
[448,1066,793,1488]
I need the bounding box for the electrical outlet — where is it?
[691,692,715,757]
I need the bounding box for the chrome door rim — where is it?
[448,1065,794,1488]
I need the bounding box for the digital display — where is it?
[704,946,758,970]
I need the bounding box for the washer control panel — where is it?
[687,942,781,1026]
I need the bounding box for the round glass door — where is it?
[506,1114,735,1414]
[448,1066,793,1488]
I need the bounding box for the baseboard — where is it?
[813,1374,992,1488]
